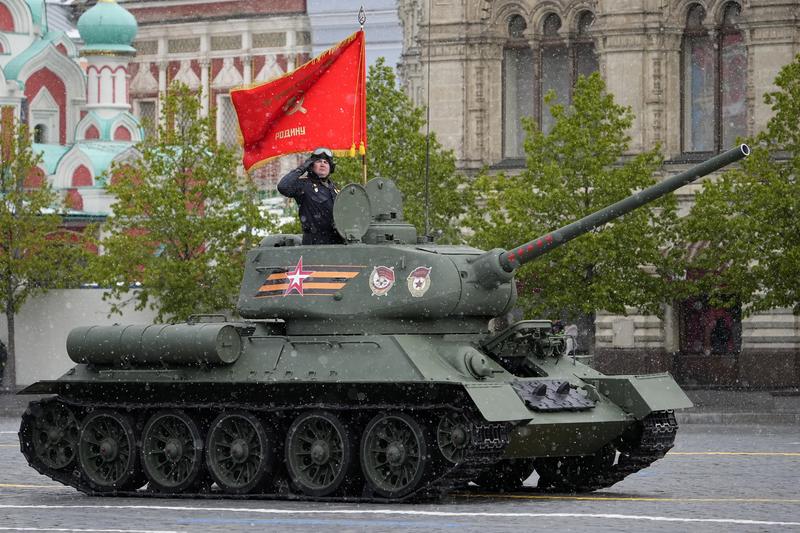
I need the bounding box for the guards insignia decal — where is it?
[369,265,395,296]
[407,266,432,297]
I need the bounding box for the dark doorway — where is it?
[675,296,742,385]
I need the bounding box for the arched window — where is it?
[216,94,239,148]
[540,14,567,134]
[0,2,14,32]
[113,125,132,141]
[575,11,599,80]
[84,124,100,140]
[33,124,46,143]
[682,2,746,153]
[502,14,534,159]
[501,11,599,157]
[134,99,157,139]
[539,11,598,134]
[71,165,93,187]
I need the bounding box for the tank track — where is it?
[534,410,679,493]
[19,395,508,503]
[20,396,678,500]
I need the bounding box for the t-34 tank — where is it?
[18,145,749,500]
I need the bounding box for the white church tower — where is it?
[74,0,141,142]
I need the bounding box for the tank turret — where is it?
[237,144,750,334]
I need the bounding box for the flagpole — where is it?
[423,0,431,238]
[359,6,367,185]
[243,167,255,246]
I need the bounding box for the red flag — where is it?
[231,31,367,171]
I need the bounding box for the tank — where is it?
[18,145,750,500]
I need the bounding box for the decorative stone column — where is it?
[242,31,253,84]
[463,36,503,169]
[398,0,423,107]
[200,58,210,117]
[243,54,252,84]
[405,0,472,165]
[157,59,167,124]
[286,30,296,72]
[594,2,662,154]
[739,2,798,133]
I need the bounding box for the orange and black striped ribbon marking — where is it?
[256,265,362,297]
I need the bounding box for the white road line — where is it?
[0,504,798,528]
[0,529,176,533]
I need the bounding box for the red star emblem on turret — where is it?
[284,256,314,296]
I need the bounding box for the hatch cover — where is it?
[333,183,371,241]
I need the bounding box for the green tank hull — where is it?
[19,320,688,499]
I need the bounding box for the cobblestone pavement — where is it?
[1,417,798,532]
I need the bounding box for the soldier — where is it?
[277,147,344,245]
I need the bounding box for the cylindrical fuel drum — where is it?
[66,323,242,366]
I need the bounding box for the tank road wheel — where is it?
[78,410,144,492]
[206,411,275,494]
[360,412,430,499]
[141,410,204,493]
[22,400,80,470]
[436,412,471,464]
[285,411,354,497]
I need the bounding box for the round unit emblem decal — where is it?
[369,265,395,296]
[407,266,432,297]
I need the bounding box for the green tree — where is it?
[93,83,273,322]
[335,58,468,242]
[681,54,800,314]
[0,114,88,390]
[466,74,679,339]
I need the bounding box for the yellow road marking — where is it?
[463,493,800,504]
[0,483,72,489]
[670,451,800,457]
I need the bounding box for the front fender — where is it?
[585,373,692,420]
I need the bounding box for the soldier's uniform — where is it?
[278,165,344,245]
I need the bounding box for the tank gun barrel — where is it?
[470,145,750,288]
[500,144,750,271]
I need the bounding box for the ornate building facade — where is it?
[400,0,798,168]
[398,0,800,386]
[1,0,142,221]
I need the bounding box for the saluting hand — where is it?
[300,157,315,172]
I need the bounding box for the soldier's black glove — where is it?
[299,157,315,172]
